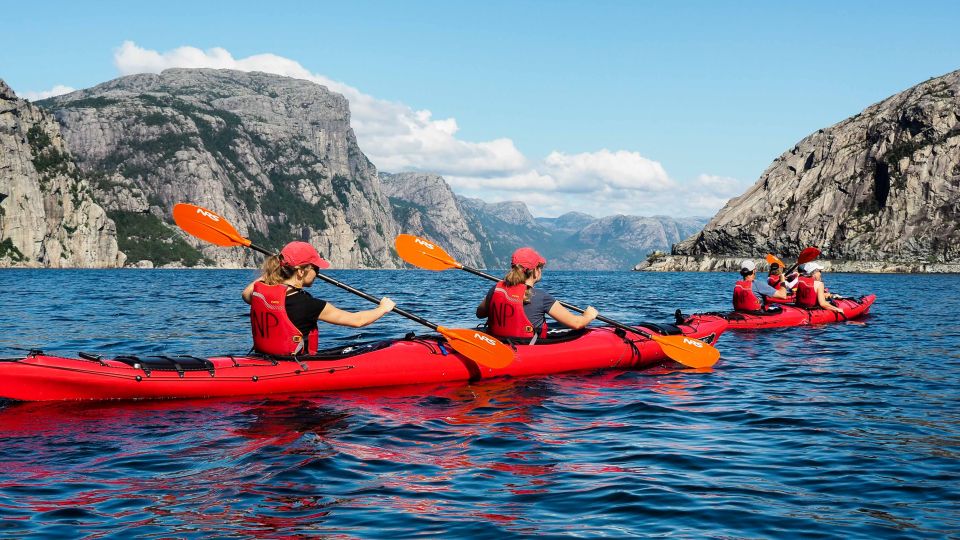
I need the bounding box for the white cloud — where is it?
[543,149,673,192]
[22,84,76,101]
[109,41,742,218]
[113,41,527,177]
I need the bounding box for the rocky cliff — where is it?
[0,78,122,268]
[42,68,398,268]
[380,172,484,268]
[645,69,960,272]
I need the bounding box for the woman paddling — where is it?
[476,247,598,343]
[242,241,396,356]
[794,262,844,315]
[733,259,789,312]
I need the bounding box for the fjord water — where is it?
[0,269,957,538]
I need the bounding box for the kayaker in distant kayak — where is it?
[476,247,598,343]
[794,262,844,315]
[733,259,788,312]
[242,241,396,356]
[767,262,798,292]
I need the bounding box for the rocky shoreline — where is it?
[635,254,960,273]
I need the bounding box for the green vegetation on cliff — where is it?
[108,210,210,267]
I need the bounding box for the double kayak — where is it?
[688,294,876,330]
[0,318,727,402]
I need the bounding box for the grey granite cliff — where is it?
[0,79,122,267]
[644,69,960,273]
[43,68,399,268]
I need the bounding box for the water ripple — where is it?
[1,270,959,537]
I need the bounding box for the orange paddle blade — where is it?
[650,334,721,368]
[797,247,821,265]
[766,254,784,267]
[437,326,514,369]
[395,234,461,271]
[173,203,250,247]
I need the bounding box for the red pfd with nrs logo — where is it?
[249,282,318,355]
[733,279,762,312]
[795,276,818,308]
[487,281,548,340]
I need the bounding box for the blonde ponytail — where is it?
[503,265,537,303]
[260,255,299,285]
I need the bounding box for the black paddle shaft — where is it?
[459,265,657,339]
[247,242,439,331]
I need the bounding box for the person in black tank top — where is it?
[242,241,396,349]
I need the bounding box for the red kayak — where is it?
[0,319,727,402]
[688,294,875,330]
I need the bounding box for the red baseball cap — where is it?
[511,247,546,270]
[280,241,330,270]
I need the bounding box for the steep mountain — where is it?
[456,196,555,268]
[380,172,484,268]
[645,69,960,272]
[41,68,399,268]
[0,78,122,268]
[454,196,707,270]
[565,215,707,270]
[535,212,597,234]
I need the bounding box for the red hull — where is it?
[691,294,875,330]
[0,319,727,401]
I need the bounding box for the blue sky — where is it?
[3,1,959,217]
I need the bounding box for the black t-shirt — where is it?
[284,288,328,338]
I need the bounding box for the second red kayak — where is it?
[688,294,876,330]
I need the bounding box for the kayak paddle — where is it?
[394,234,721,369]
[785,246,821,275]
[172,203,515,369]
[765,254,785,268]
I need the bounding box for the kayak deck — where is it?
[690,294,876,330]
[0,319,727,401]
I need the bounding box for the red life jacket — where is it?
[249,282,318,355]
[768,275,783,289]
[487,281,548,340]
[795,276,818,308]
[733,279,762,311]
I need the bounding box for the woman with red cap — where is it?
[476,247,598,343]
[242,241,395,356]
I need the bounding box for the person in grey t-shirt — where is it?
[476,247,597,341]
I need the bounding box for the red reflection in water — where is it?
[0,370,693,535]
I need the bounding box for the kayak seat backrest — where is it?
[112,355,214,372]
[726,306,784,319]
[635,322,683,336]
[252,340,394,362]
[537,326,589,344]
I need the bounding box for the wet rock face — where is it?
[0,78,122,268]
[43,68,399,268]
[657,69,960,272]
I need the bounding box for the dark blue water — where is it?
[1,269,958,538]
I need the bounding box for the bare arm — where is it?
[772,286,788,299]
[816,283,843,313]
[547,301,598,330]
[318,297,396,328]
[241,279,261,304]
[476,296,489,318]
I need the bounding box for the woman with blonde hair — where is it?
[476,247,597,343]
[242,241,395,356]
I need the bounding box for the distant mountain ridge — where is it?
[1,69,707,270]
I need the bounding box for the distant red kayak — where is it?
[689,294,876,330]
[0,319,727,402]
